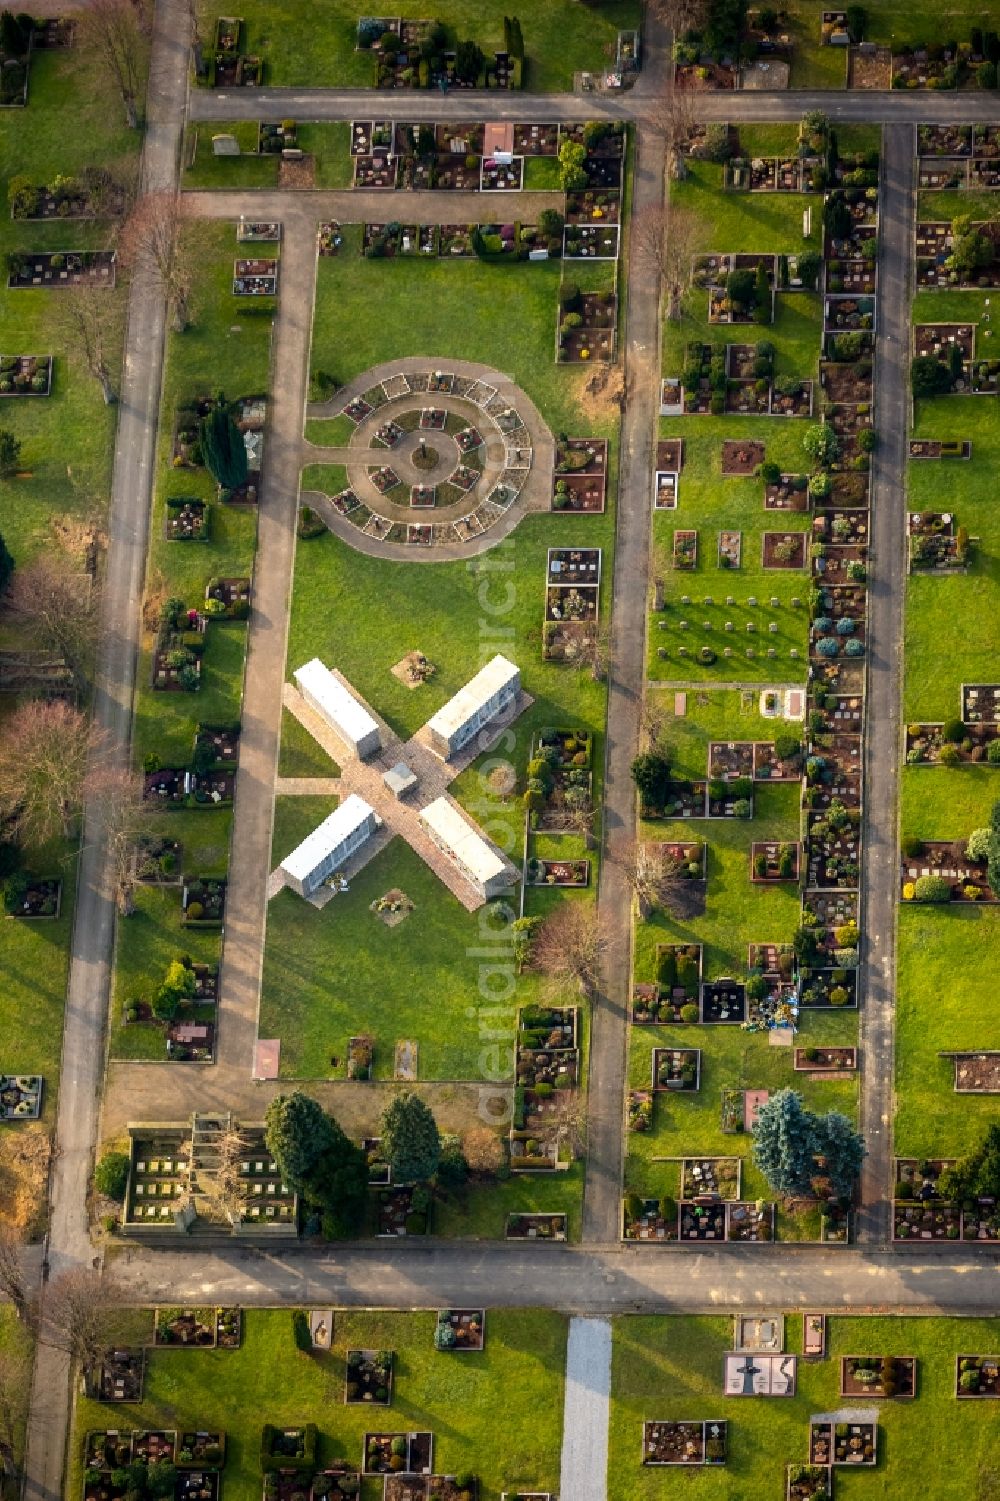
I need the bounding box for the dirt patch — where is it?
[722,440,764,476]
[390,650,436,689]
[279,154,316,189]
[573,365,625,426]
[848,46,890,89]
[0,1126,51,1237]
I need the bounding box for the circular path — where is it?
[301,357,556,560]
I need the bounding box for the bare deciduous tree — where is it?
[0,1339,30,1492]
[85,765,148,915]
[575,622,612,683]
[59,288,118,405]
[44,1269,121,1384]
[119,191,191,331]
[561,795,597,851]
[4,554,98,701]
[640,696,668,751]
[0,1228,32,1327]
[634,203,699,323]
[532,903,606,997]
[78,0,148,130]
[612,838,690,920]
[0,700,98,845]
[646,87,695,179]
[533,1089,588,1162]
[648,0,707,33]
[192,1124,251,1226]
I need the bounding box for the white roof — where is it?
[420,797,507,884]
[425,654,518,741]
[294,659,380,746]
[281,794,377,881]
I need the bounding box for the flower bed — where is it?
[182,878,226,927]
[679,1202,726,1240]
[376,1184,431,1236]
[673,530,698,570]
[721,439,764,476]
[718,529,741,568]
[0,1074,43,1120]
[4,876,61,919]
[627,1089,654,1133]
[364,1432,434,1475]
[176,1432,225,1468]
[154,1307,216,1346]
[841,1355,916,1398]
[763,532,806,569]
[216,1307,241,1347]
[7,249,116,290]
[708,741,754,779]
[751,841,800,882]
[727,1201,775,1242]
[525,856,589,887]
[681,1157,740,1201]
[900,840,996,903]
[787,1466,831,1500]
[346,1348,393,1404]
[165,498,209,541]
[133,1431,176,1463]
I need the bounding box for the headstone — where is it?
[212,133,241,157]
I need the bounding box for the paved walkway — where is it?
[274,776,342,796]
[107,1239,1000,1315]
[560,1318,612,1501]
[855,124,914,1244]
[189,87,1000,127]
[183,187,566,224]
[22,0,191,1495]
[581,4,670,1246]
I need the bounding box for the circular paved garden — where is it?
[302,358,556,559]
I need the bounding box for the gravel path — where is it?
[560,1317,612,1501]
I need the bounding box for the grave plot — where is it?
[824,294,875,335]
[376,1184,431,1236]
[679,1202,726,1240]
[7,249,116,290]
[727,1201,775,1241]
[894,1197,962,1242]
[908,512,964,572]
[794,1046,858,1072]
[723,1352,796,1396]
[563,223,620,260]
[841,1356,916,1399]
[971,159,1000,188]
[364,1433,434,1475]
[787,1466,831,1499]
[511,1005,579,1170]
[804,1314,826,1359]
[769,380,814,417]
[345,1348,393,1403]
[763,533,807,569]
[633,943,703,1024]
[0,1074,43,1120]
[558,291,617,364]
[797,966,857,1012]
[481,157,523,191]
[673,530,698,570]
[154,1305,218,1347]
[8,173,128,221]
[96,1350,145,1402]
[505,1212,567,1241]
[754,739,803,781]
[748,942,797,978]
[914,321,975,365]
[182,877,226,927]
[628,1089,654,1133]
[525,855,589,887]
[204,577,250,618]
[805,807,860,890]
[368,465,403,497]
[701,980,746,1024]
[718,530,742,568]
[133,1431,176,1463]
[682,1158,740,1201]
[372,419,404,448]
[354,153,397,188]
[708,741,754,780]
[918,159,968,190]
[653,471,678,509]
[974,125,1000,158]
[814,543,867,586]
[948,1052,1000,1093]
[765,472,810,511]
[957,1356,1000,1397]
[85,1431,134,1472]
[652,1047,700,1092]
[808,684,864,736]
[735,1313,784,1351]
[190,770,234,807]
[727,380,770,416]
[751,842,800,882]
[642,1419,727,1466]
[565,189,620,227]
[4,876,61,919]
[919,123,972,157]
[232,258,277,296]
[707,776,753,819]
[435,1309,485,1351]
[237,220,280,242]
[744,975,798,1034]
[0,353,52,396]
[165,498,209,541]
[513,122,559,155]
[900,840,996,903]
[660,377,684,416]
[646,778,708,820]
[623,1195,679,1241]
[801,890,859,954]
[804,739,861,810]
[962,683,1000,724]
[527,728,593,832]
[436,223,475,256]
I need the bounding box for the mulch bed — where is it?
[721,440,764,476]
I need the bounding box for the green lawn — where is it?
[668,161,823,261]
[183,120,352,189]
[609,1313,1000,1501]
[905,393,1000,721]
[0,41,140,606]
[193,0,640,90]
[434,1161,585,1241]
[69,1307,567,1501]
[0,1306,31,1474]
[262,818,539,1081]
